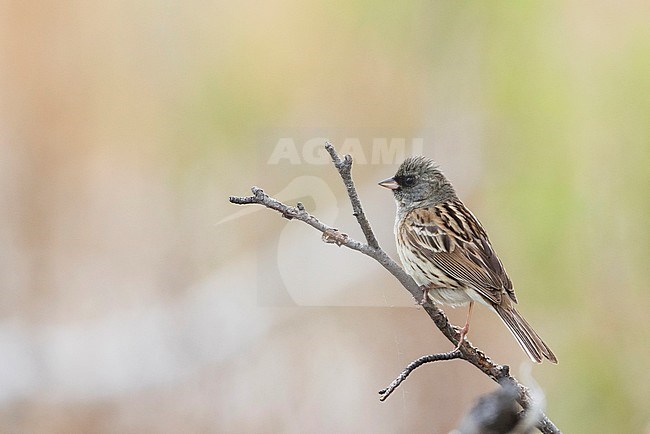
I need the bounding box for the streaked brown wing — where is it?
[401,202,516,304]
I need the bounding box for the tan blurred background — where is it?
[1,1,650,433]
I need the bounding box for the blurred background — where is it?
[1,1,649,433]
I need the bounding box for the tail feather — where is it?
[494,304,558,364]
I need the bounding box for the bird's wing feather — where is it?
[401,202,516,304]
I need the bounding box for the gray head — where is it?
[378,156,457,213]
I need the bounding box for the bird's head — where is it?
[378,156,457,211]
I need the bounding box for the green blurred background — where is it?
[1,1,649,433]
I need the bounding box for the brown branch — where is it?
[228,142,561,434]
[378,350,461,401]
[324,141,380,249]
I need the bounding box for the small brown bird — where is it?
[379,156,557,363]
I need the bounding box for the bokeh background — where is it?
[1,1,650,433]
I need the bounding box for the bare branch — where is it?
[324,141,380,249]
[229,186,374,256]
[379,350,461,401]
[228,143,561,434]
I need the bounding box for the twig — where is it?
[229,187,376,257]
[228,142,561,434]
[378,350,461,401]
[324,141,380,249]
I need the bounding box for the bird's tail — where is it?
[494,304,558,364]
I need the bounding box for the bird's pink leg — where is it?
[453,301,474,351]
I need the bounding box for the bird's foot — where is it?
[452,323,469,352]
[452,301,473,352]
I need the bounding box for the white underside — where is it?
[426,287,495,311]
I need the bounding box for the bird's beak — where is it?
[378,177,399,190]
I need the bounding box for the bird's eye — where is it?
[402,175,416,187]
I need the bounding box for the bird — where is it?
[379,156,557,363]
